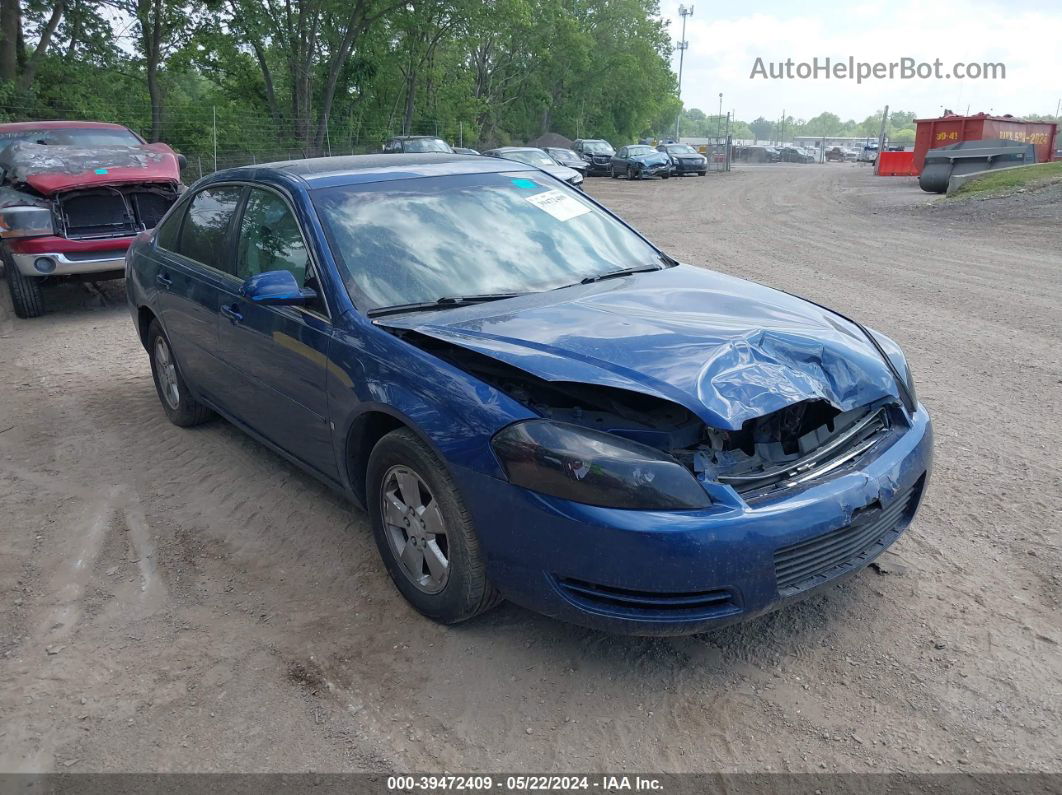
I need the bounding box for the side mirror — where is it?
[240,270,316,306]
[176,153,188,170]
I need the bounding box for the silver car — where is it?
[481,147,585,189]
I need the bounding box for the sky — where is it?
[666,0,1062,123]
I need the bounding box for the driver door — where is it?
[214,186,338,479]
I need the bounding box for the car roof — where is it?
[388,135,445,140]
[490,146,542,152]
[207,153,538,189]
[0,120,132,132]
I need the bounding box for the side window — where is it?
[235,188,309,286]
[175,186,243,273]
[155,201,185,251]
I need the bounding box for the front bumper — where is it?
[10,236,133,277]
[583,158,612,175]
[637,162,670,177]
[671,159,707,174]
[455,405,932,635]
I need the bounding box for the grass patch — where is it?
[949,161,1062,199]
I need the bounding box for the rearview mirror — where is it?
[240,270,316,306]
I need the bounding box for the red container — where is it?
[876,151,917,176]
[913,114,1058,173]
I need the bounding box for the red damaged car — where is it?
[0,121,183,318]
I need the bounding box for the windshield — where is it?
[402,138,452,153]
[498,149,555,167]
[627,146,654,156]
[580,141,614,155]
[666,144,698,154]
[313,172,666,312]
[548,148,579,160]
[0,127,141,150]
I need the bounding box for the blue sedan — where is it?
[126,153,932,635]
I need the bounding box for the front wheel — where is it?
[627,166,638,180]
[698,171,707,176]
[147,320,214,427]
[368,428,501,624]
[610,166,618,179]
[3,253,45,318]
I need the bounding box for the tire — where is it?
[627,166,637,180]
[3,252,45,318]
[610,166,618,179]
[147,320,213,427]
[367,428,501,624]
[698,171,707,176]
[661,171,670,179]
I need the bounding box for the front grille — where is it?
[773,475,924,595]
[556,576,739,618]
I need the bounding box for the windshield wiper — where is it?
[579,265,663,285]
[367,293,526,319]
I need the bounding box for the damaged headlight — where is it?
[0,206,53,239]
[492,420,711,510]
[869,329,917,407]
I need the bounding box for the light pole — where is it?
[674,4,693,142]
[716,92,723,140]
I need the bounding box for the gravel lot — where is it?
[1,163,1059,774]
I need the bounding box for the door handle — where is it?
[156,272,173,288]
[220,303,243,324]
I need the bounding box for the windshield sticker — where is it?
[524,189,591,222]
[511,178,537,189]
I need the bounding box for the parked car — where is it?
[572,139,615,175]
[543,147,587,178]
[452,147,480,155]
[656,143,707,176]
[126,152,931,635]
[778,146,814,164]
[858,143,879,163]
[481,147,584,189]
[610,145,671,179]
[762,146,782,163]
[382,135,453,154]
[825,147,846,162]
[0,120,183,318]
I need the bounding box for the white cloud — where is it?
[669,0,1062,122]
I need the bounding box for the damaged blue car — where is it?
[126,153,932,635]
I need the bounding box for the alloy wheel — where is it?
[380,465,450,594]
[154,337,180,410]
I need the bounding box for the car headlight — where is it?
[0,206,53,238]
[491,420,711,510]
[569,174,583,184]
[869,329,918,407]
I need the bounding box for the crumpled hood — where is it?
[0,141,180,195]
[379,265,900,430]
[631,152,670,167]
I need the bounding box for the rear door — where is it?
[152,185,244,405]
[214,185,338,478]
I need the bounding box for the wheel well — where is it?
[345,412,406,506]
[137,306,157,351]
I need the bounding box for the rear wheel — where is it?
[147,321,213,427]
[3,252,45,318]
[698,170,707,176]
[368,428,501,624]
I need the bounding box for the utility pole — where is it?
[674,4,693,142]
[716,92,723,141]
[212,106,217,173]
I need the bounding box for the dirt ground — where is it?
[1,163,1059,774]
